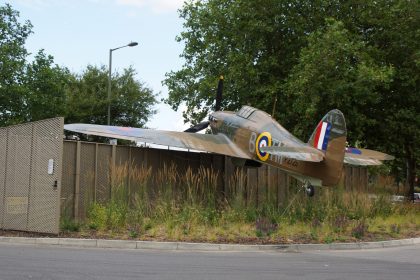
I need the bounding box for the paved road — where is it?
[0,243,419,280]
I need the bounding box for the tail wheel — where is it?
[305,184,315,197]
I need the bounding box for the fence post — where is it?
[94,143,98,202]
[110,144,116,200]
[0,127,9,229]
[128,146,132,194]
[74,141,81,222]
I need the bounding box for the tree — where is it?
[282,19,394,142]
[283,2,419,195]
[65,65,157,128]
[164,0,419,192]
[0,3,33,125]
[24,50,72,122]
[0,3,156,130]
[363,0,420,197]
[163,0,365,123]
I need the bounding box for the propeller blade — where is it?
[184,76,222,133]
[215,75,223,111]
[184,121,210,133]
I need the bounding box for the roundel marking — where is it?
[255,132,272,161]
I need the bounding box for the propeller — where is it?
[215,75,223,111]
[184,76,224,133]
[184,120,210,133]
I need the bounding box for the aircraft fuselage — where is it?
[209,107,344,186]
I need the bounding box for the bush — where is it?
[87,202,106,230]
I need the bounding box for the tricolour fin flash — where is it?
[313,121,332,150]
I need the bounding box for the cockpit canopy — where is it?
[236,106,272,122]
[236,106,257,119]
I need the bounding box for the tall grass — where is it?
[81,162,420,243]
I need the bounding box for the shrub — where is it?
[88,202,106,230]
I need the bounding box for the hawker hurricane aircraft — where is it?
[64,78,393,196]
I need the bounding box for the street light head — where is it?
[128,42,138,47]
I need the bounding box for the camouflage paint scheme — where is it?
[64,106,393,187]
[209,107,347,186]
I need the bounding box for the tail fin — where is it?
[308,109,347,186]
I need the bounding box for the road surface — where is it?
[0,242,418,280]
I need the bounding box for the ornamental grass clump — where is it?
[79,162,420,243]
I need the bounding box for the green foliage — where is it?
[88,200,127,232]
[323,235,334,244]
[0,3,157,129]
[65,65,157,127]
[60,216,80,232]
[88,202,107,230]
[165,0,419,189]
[24,50,72,122]
[0,3,33,125]
[0,4,71,125]
[370,195,393,218]
[164,0,314,121]
[283,18,394,141]
[128,228,139,239]
[78,164,420,243]
[105,201,127,231]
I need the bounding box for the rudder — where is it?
[308,109,347,186]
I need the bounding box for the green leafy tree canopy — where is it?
[65,65,157,128]
[0,3,157,129]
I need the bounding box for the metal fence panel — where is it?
[0,118,63,234]
[78,143,96,220]
[61,141,77,218]
[0,128,7,228]
[27,118,63,233]
[131,147,146,169]
[3,124,33,231]
[96,144,112,203]
[116,146,130,166]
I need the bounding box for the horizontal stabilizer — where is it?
[344,157,382,166]
[260,145,324,162]
[344,147,394,166]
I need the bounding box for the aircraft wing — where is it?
[344,147,394,166]
[64,124,251,159]
[259,145,324,162]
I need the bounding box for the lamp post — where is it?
[107,41,138,125]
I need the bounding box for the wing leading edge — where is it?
[64,124,250,159]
